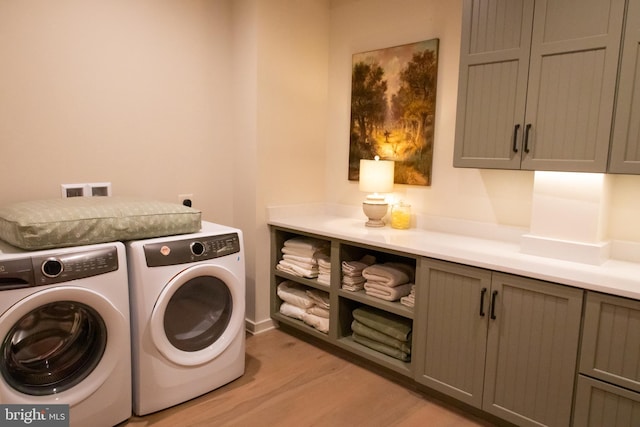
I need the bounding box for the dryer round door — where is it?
[0,286,128,404]
[150,263,243,366]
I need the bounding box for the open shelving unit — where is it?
[270,225,419,377]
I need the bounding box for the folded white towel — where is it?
[364,282,413,301]
[307,305,330,318]
[280,257,316,270]
[282,253,315,264]
[342,275,365,285]
[317,273,331,286]
[277,281,315,308]
[342,261,369,273]
[400,295,415,307]
[362,263,414,287]
[306,289,330,309]
[276,260,318,278]
[280,302,307,320]
[281,246,320,258]
[316,253,331,268]
[302,312,329,333]
[284,236,327,251]
[341,283,365,292]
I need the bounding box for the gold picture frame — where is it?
[349,38,439,186]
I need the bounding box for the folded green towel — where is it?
[353,333,410,362]
[352,307,412,342]
[351,320,411,354]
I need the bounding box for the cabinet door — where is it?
[573,375,640,427]
[453,0,533,169]
[609,0,640,174]
[414,259,491,408]
[483,273,583,427]
[521,0,626,172]
[580,292,640,393]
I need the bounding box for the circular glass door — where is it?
[1,301,107,396]
[164,276,232,352]
[150,264,243,366]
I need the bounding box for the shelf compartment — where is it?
[274,271,330,293]
[336,336,412,377]
[272,312,331,342]
[338,289,413,319]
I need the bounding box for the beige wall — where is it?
[0,0,235,225]
[232,0,329,329]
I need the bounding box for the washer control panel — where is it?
[144,233,241,267]
[32,246,119,285]
[0,246,119,289]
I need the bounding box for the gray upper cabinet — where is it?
[454,0,626,172]
[610,0,640,174]
[415,259,584,427]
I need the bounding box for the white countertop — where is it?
[268,206,640,301]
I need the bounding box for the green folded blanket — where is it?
[353,333,410,362]
[351,320,411,354]
[352,307,412,342]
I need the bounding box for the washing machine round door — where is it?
[0,287,128,404]
[150,263,243,366]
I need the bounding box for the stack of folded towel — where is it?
[276,236,329,279]
[362,262,415,302]
[316,253,331,285]
[351,306,412,362]
[277,281,330,333]
[400,285,415,308]
[341,254,376,291]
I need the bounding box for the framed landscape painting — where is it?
[348,39,439,186]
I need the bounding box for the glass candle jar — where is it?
[391,202,411,229]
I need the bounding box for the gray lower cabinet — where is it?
[415,258,584,427]
[573,376,640,427]
[573,292,640,426]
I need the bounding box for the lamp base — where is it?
[362,200,389,227]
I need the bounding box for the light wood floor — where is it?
[120,328,497,427]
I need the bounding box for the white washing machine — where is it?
[0,241,131,427]
[126,221,246,416]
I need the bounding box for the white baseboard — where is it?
[245,318,276,335]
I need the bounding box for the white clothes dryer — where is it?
[0,241,131,427]
[126,221,245,416]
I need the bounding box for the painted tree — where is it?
[393,50,438,147]
[350,61,388,152]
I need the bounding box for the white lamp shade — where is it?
[359,158,395,193]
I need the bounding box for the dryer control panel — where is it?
[144,232,241,267]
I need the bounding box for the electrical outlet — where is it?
[88,182,112,197]
[178,194,193,207]
[61,184,86,198]
[61,182,112,198]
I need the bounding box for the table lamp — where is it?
[359,156,395,227]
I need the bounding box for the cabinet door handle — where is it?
[512,124,520,153]
[479,287,487,317]
[490,290,498,320]
[523,124,532,153]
